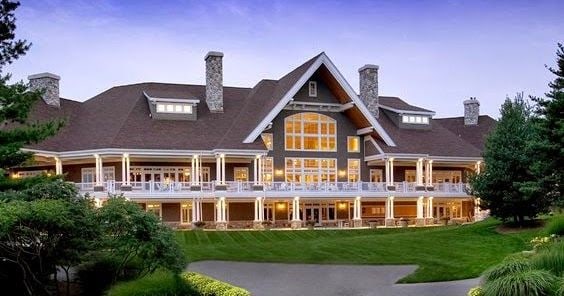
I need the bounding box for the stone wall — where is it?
[358,64,379,118]
[463,97,480,125]
[28,72,60,108]
[205,51,224,113]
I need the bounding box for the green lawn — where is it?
[176,219,541,283]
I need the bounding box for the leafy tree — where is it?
[470,94,550,224]
[530,43,564,208]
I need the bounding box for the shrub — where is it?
[530,242,564,277]
[556,278,564,296]
[545,215,564,236]
[483,269,558,296]
[77,257,120,296]
[183,272,250,296]
[107,270,196,296]
[467,286,484,296]
[482,258,532,282]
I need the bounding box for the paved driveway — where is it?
[188,261,480,296]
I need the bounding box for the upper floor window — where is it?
[156,103,193,114]
[234,167,249,182]
[261,133,273,150]
[347,159,361,182]
[285,112,336,151]
[402,115,429,125]
[347,136,360,152]
[308,81,317,97]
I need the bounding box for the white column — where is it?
[354,196,361,220]
[191,156,196,185]
[253,157,258,185]
[292,197,301,221]
[221,154,226,185]
[417,196,424,219]
[254,199,259,222]
[125,154,131,185]
[199,155,203,184]
[258,156,263,184]
[121,154,126,184]
[197,199,202,221]
[475,161,482,174]
[94,154,101,186]
[259,198,264,221]
[191,199,197,222]
[428,160,433,187]
[427,196,434,218]
[386,196,395,219]
[222,198,227,222]
[390,158,394,185]
[196,155,201,184]
[385,158,390,186]
[216,155,221,184]
[54,157,62,175]
[416,158,424,186]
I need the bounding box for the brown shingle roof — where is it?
[435,115,497,151]
[379,96,434,113]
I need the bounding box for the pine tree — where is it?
[531,43,564,208]
[470,94,549,224]
[0,0,62,179]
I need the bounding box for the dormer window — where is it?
[402,115,429,125]
[308,81,317,97]
[156,103,193,114]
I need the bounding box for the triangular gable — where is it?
[243,53,396,146]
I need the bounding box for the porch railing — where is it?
[73,180,469,195]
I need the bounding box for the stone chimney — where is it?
[205,51,224,113]
[464,97,480,125]
[359,64,379,118]
[28,72,60,108]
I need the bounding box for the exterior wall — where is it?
[274,201,289,220]
[292,72,338,104]
[162,203,180,222]
[228,202,254,221]
[269,109,368,182]
[202,202,215,221]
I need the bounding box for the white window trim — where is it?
[284,157,337,183]
[284,112,337,152]
[308,81,317,97]
[402,115,429,125]
[347,159,361,182]
[81,166,115,183]
[156,102,193,114]
[262,157,273,182]
[234,167,249,182]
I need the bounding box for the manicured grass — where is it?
[176,219,542,283]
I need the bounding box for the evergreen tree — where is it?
[470,94,549,224]
[530,43,564,208]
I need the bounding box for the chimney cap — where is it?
[463,97,480,105]
[205,51,224,60]
[28,72,60,80]
[358,64,379,72]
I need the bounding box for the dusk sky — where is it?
[6,0,564,118]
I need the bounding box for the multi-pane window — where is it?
[347,159,361,182]
[402,115,429,124]
[81,167,115,184]
[308,81,317,97]
[405,170,416,182]
[156,103,193,114]
[347,136,360,152]
[262,157,273,183]
[234,167,249,181]
[433,171,462,183]
[285,158,337,183]
[261,133,273,150]
[285,113,337,151]
[370,169,383,182]
[16,170,45,178]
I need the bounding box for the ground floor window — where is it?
[146,203,161,218]
[433,201,463,219]
[181,204,190,224]
[285,157,337,183]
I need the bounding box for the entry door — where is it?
[305,207,321,224]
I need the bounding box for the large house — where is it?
[12,52,495,229]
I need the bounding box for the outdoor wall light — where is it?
[338,170,346,177]
[338,202,347,210]
[275,169,283,176]
[276,202,286,210]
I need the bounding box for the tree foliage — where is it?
[530,43,564,208]
[470,94,550,224]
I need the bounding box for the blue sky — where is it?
[6,0,564,118]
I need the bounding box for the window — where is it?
[156,103,193,114]
[234,167,249,182]
[262,157,273,183]
[402,115,429,125]
[285,113,337,151]
[16,170,45,178]
[348,159,361,182]
[81,167,115,184]
[347,136,360,152]
[261,133,273,150]
[405,170,416,182]
[432,171,462,183]
[308,81,317,97]
[146,203,161,218]
[370,169,383,182]
[285,158,337,183]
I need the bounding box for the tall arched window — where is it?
[285,113,337,151]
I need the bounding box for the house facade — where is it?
[12,52,495,229]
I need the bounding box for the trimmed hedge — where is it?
[183,272,250,296]
[107,271,250,296]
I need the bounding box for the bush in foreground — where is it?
[483,269,557,296]
[545,215,564,236]
[107,271,250,296]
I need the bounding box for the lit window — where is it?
[183,105,192,113]
[262,157,273,183]
[157,104,165,112]
[234,167,249,181]
[261,133,273,150]
[166,104,174,112]
[285,113,336,151]
[422,117,429,124]
[347,136,360,153]
[348,159,361,182]
[308,81,317,97]
[370,169,383,182]
[174,105,183,112]
[156,103,193,114]
[285,157,336,183]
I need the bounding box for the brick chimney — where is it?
[205,51,224,113]
[464,97,480,125]
[359,64,379,118]
[28,72,60,108]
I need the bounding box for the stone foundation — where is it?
[416,218,426,226]
[385,218,396,227]
[353,219,363,228]
[253,221,264,230]
[215,222,227,230]
[290,220,302,229]
[425,218,435,225]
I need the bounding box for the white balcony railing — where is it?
[73,180,469,195]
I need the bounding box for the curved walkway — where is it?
[188,261,480,296]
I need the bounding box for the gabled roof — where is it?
[242,52,396,147]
